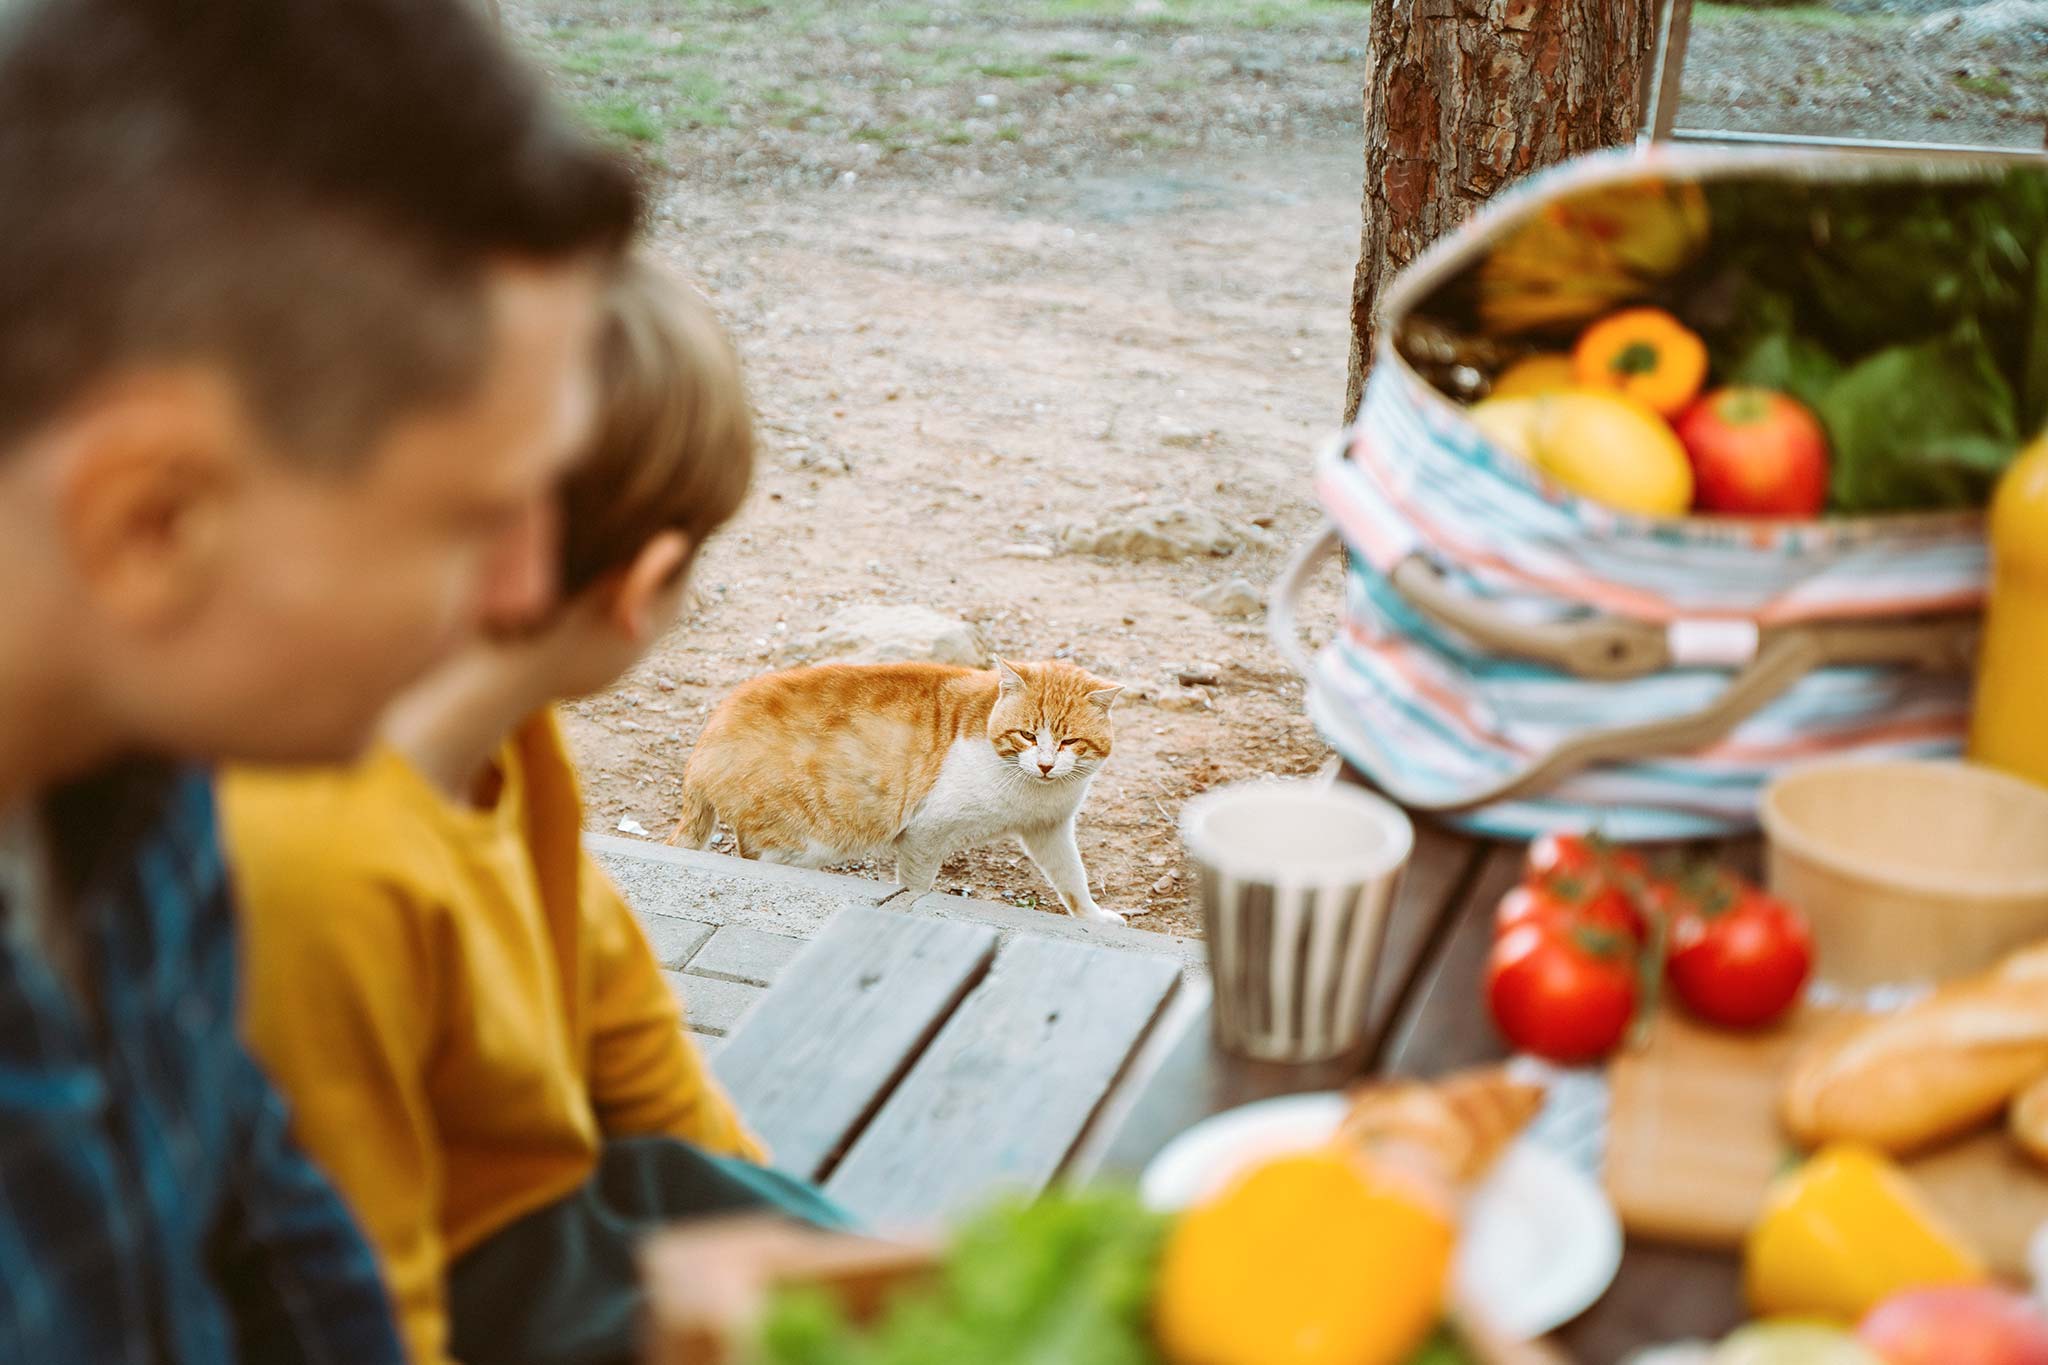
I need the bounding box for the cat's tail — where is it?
[666,784,718,849]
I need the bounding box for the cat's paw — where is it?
[1078,904,1127,926]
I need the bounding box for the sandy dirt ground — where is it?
[514,1,2048,937]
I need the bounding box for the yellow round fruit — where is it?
[1470,389,1693,517]
[1490,354,1579,400]
[1154,1150,1454,1365]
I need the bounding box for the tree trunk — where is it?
[1344,0,1661,420]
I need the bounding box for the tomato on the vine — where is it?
[1663,876,1812,1029]
[1494,882,1644,946]
[1525,832,1646,890]
[1485,920,1638,1064]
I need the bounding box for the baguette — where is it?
[1783,958,2048,1153]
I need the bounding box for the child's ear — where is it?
[608,530,693,644]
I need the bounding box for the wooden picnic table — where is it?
[705,819,1756,1361]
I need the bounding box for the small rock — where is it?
[615,816,652,837]
[1151,873,1178,895]
[780,604,988,667]
[998,543,1054,560]
[975,93,1000,108]
[785,446,852,475]
[1176,667,1221,687]
[1056,503,1249,561]
[652,675,678,692]
[1249,513,1278,529]
[1155,689,1210,713]
[1193,577,1262,619]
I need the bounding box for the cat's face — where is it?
[987,659,1121,783]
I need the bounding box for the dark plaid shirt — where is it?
[0,764,403,1364]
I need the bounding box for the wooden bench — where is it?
[709,903,1184,1229]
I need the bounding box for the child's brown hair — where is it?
[557,255,755,598]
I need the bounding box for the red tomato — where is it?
[1526,832,1646,886]
[1494,882,1643,945]
[1666,878,1813,1029]
[1485,921,1638,1064]
[1522,833,1648,940]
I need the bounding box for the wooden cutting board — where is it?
[1605,1006,2048,1277]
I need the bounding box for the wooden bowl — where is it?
[1760,759,2048,994]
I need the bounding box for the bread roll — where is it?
[1338,1066,1544,1186]
[1783,969,2048,1153]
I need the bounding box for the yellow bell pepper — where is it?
[1970,432,2048,787]
[1744,1145,1987,1322]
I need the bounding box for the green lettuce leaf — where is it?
[1730,331,1844,413]
[1819,324,2021,514]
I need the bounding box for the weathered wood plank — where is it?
[1364,820,1488,1050]
[1382,844,1524,1078]
[714,906,997,1182]
[826,937,1181,1229]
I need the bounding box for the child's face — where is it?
[534,542,694,703]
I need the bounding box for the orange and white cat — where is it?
[669,658,1126,923]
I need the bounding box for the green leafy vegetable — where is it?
[752,1191,1171,1365]
[1818,324,2019,513]
[1729,331,1844,414]
[1405,1326,1481,1365]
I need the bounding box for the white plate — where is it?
[1139,1092,1622,1341]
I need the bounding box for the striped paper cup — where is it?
[1181,781,1415,1062]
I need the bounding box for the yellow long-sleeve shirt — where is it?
[219,709,760,1365]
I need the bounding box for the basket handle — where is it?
[1268,531,1980,812]
[1266,521,1342,680]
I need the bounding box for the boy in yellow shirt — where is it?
[221,258,846,1365]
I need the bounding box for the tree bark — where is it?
[1344,0,1661,420]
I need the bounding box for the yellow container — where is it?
[1744,1145,1985,1322]
[1971,434,2048,786]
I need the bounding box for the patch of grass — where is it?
[662,69,731,127]
[1032,0,1365,21]
[936,127,975,146]
[1048,49,1095,63]
[593,29,651,53]
[1955,72,2016,99]
[975,60,1053,79]
[557,51,611,77]
[1696,3,1869,29]
[996,123,1023,142]
[580,97,663,143]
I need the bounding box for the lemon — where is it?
[1470,388,1693,517]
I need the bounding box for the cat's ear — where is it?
[1085,684,1125,711]
[995,657,1026,697]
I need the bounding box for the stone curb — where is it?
[587,834,1206,978]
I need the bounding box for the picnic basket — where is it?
[1271,147,2040,841]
